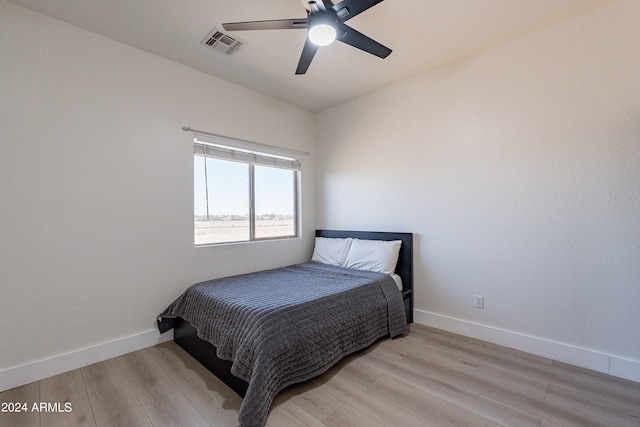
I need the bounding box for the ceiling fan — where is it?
[222,0,391,75]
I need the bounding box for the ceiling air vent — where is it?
[201,28,245,55]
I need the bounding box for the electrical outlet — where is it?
[474,295,484,309]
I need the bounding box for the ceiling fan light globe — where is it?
[308,24,336,46]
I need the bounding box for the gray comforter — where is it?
[157,261,407,427]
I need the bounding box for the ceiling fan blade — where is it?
[336,23,391,58]
[332,0,384,22]
[295,38,319,75]
[222,19,307,31]
[318,0,335,11]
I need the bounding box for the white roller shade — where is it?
[194,133,302,170]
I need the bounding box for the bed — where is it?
[157,230,413,427]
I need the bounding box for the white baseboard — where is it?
[2,313,637,393]
[0,329,174,392]
[413,309,640,383]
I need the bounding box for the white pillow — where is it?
[311,237,352,267]
[344,239,402,275]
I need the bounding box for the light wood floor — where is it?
[1,324,638,427]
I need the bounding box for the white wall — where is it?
[316,0,639,380]
[0,0,315,388]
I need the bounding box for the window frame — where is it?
[248,164,301,242]
[193,133,302,246]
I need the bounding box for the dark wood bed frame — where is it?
[173,230,413,398]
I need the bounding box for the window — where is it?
[193,134,301,245]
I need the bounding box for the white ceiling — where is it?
[7,0,615,112]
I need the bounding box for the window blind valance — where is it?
[193,132,303,171]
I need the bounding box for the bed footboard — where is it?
[173,317,249,397]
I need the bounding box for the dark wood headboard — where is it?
[315,229,413,322]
